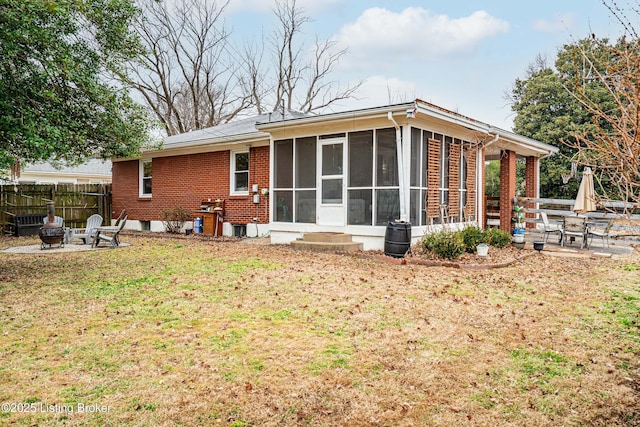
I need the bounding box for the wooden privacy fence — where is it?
[1,183,112,236]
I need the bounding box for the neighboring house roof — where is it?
[19,159,112,183]
[23,159,112,175]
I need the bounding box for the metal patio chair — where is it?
[587,218,614,248]
[562,216,588,249]
[541,212,563,244]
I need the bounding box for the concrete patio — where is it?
[522,228,638,258]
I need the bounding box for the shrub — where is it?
[160,206,192,233]
[422,230,465,260]
[482,227,511,248]
[460,225,484,253]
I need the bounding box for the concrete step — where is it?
[290,240,363,253]
[300,232,354,243]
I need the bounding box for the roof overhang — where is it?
[112,132,270,162]
[114,99,558,162]
[256,99,559,159]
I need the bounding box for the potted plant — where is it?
[512,205,526,244]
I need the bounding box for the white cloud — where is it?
[334,7,509,68]
[532,13,575,33]
[226,0,343,14]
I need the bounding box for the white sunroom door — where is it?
[317,138,345,226]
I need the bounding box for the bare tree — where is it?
[124,0,252,135]
[245,0,361,114]
[563,1,640,213]
[123,0,360,135]
[238,41,269,114]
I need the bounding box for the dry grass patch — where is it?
[0,235,638,426]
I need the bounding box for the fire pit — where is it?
[39,201,64,250]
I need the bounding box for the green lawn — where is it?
[0,235,638,426]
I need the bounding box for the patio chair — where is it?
[70,214,103,244]
[587,218,614,248]
[113,209,127,227]
[42,216,64,226]
[562,216,588,249]
[541,212,562,244]
[93,216,127,248]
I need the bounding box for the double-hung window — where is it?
[140,160,152,197]
[231,151,249,194]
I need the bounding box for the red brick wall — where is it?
[525,156,538,228]
[112,146,270,224]
[499,150,517,232]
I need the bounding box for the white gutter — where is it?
[483,131,500,149]
[488,127,559,157]
[387,112,407,222]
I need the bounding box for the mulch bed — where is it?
[361,244,537,269]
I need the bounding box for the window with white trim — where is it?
[231,151,249,194]
[139,160,152,197]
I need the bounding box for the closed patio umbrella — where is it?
[573,167,596,214]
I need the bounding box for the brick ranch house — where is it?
[111,99,558,250]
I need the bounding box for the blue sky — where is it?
[223,0,622,130]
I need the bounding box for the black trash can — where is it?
[384,221,412,258]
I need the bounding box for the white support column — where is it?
[402,124,412,224]
[477,148,484,228]
[269,137,274,226]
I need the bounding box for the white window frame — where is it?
[439,136,451,206]
[230,150,249,195]
[319,138,345,206]
[139,159,152,198]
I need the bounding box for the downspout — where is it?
[483,130,500,150]
[387,112,407,222]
